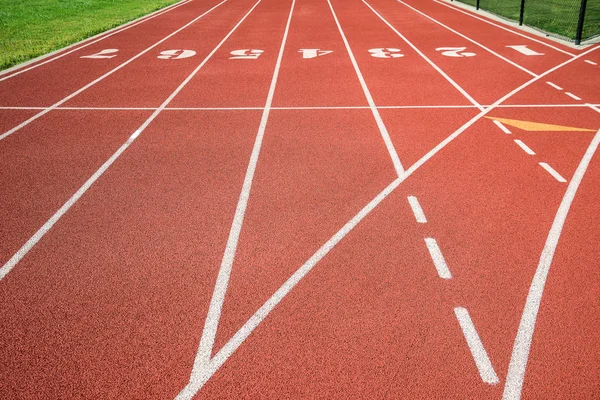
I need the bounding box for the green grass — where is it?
[456,0,600,41]
[0,0,181,71]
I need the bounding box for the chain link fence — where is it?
[452,0,599,44]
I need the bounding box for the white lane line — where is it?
[493,120,512,134]
[424,238,452,279]
[397,0,538,78]
[539,162,567,182]
[433,0,576,57]
[407,196,427,223]
[176,1,295,398]
[584,59,598,65]
[187,46,600,392]
[514,139,536,155]
[546,81,563,91]
[328,0,404,176]
[454,307,500,385]
[565,92,582,101]
[0,0,260,281]
[0,0,227,143]
[364,0,483,111]
[0,0,194,82]
[503,128,600,400]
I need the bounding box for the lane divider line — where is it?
[433,0,576,57]
[546,81,563,91]
[539,162,567,182]
[169,44,600,394]
[514,139,536,155]
[493,120,512,134]
[0,0,258,281]
[424,238,452,279]
[396,0,538,77]
[407,196,427,223]
[364,0,483,111]
[454,307,500,385]
[328,0,404,176]
[0,0,227,143]
[565,92,582,101]
[0,0,194,82]
[584,59,598,65]
[503,128,600,399]
[176,1,296,398]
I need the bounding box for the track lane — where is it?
[363,0,531,105]
[0,0,213,107]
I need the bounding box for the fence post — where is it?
[476,0,480,10]
[575,0,588,45]
[519,0,526,25]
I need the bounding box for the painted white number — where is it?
[506,45,544,56]
[368,48,404,58]
[298,49,333,59]
[229,49,264,59]
[80,49,119,59]
[157,49,196,59]
[436,47,476,57]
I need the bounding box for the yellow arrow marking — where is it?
[486,116,596,132]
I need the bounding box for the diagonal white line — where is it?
[397,0,538,77]
[187,45,599,392]
[363,0,483,111]
[0,0,227,143]
[539,162,567,183]
[327,0,405,176]
[432,0,576,57]
[425,237,452,279]
[0,0,194,82]
[503,129,600,400]
[176,1,296,398]
[514,139,535,155]
[0,0,260,282]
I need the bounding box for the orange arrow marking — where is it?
[486,116,596,132]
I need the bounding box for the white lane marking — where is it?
[432,0,576,57]
[189,46,600,391]
[506,45,544,56]
[539,162,567,182]
[407,196,427,223]
[177,1,295,398]
[328,0,404,176]
[0,0,258,281]
[80,49,119,59]
[424,238,452,279]
[299,49,333,58]
[514,139,536,155]
[0,0,194,81]
[397,0,538,77]
[0,0,227,143]
[364,0,483,111]
[454,307,500,385]
[546,81,563,90]
[565,92,582,101]
[584,59,598,65]
[503,128,600,400]
[493,120,512,134]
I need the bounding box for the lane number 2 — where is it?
[436,47,476,57]
[80,49,119,59]
[368,48,404,58]
[229,49,264,59]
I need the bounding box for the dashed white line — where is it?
[407,196,427,223]
[454,307,500,385]
[546,81,563,91]
[493,120,512,134]
[584,59,598,65]
[565,92,582,101]
[513,139,536,155]
[539,162,567,182]
[424,238,452,279]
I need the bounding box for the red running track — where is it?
[0,0,599,398]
